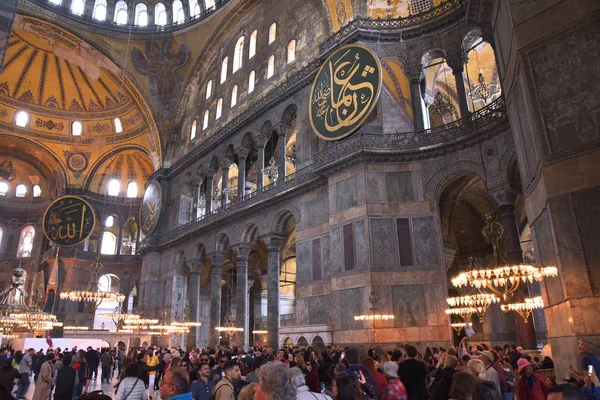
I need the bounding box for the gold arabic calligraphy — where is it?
[312,48,377,134]
[46,200,92,243]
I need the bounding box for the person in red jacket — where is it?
[517,359,548,400]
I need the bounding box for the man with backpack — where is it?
[212,361,240,400]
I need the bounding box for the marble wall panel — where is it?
[370,218,398,268]
[413,215,440,268]
[296,241,311,284]
[331,227,342,274]
[333,175,361,213]
[532,210,563,305]
[295,298,309,325]
[312,239,322,281]
[365,171,415,204]
[321,235,332,279]
[302,195,328,229]
[308,295,331,325]
[572,186,600,294]
[340,287,363,330]
[355,220,369,269]
[392,285,427,328]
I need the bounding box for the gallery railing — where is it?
[142,96,506,248]
[63,187,142,205]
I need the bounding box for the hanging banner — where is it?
[42,196,96,247]
[0,0,18,73]
[309,44,382,141]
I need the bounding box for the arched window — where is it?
[135,3,148,26]
[105,215,114,228]
[249,30,257,59]
[233,36,244,73]
[189,0,200,16]
[92,0,107,20]
[155,3,167,25]
[70,0,85,15]
[268,23,276,44]
[205,0,215,9]
[267,55,274,79]
[101,232,117,255]
[114,1,128,24]
[287,40,296,64]
[206,80,212,99]
[17,226,35,257]
[72,121,83,136]
[108,179,120,196]
[248,71,255,93]
[203,110,209,130]
[0,182,8,196]
[172,0,185,23]
[15,111,29,127]
[216,99,223,119]
[231,86,238,108]
[221,57,228,83]
[127,182,138,197]
[33,185,41,197]
[114,117,123,133]
[190,120,197,140]
[15,184,27,198]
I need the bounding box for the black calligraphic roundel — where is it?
[42,196,96,247]
[140,180,162,236]
[309,44,382,141]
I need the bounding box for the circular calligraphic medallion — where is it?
[309,44,382,141]
[42,196,96,247]
[140,181,162,236]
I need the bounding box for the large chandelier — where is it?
[215,312,243,336]
[148,310,189,337]
[353,291,395,321]
[451,214,557,302]
[468,72,501,104]
[446,291,500,323]
[501,296,544,323]
[60,256,126,316]
[171,305,202,329]
[262,157,278,182]
[431,92,455,118]
[445,307,478,322]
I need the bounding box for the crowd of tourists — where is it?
[1,338,599,400]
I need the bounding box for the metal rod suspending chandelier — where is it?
[353,290,395,321]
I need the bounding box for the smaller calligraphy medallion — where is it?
[42,196,96,247]
[140,181,162,236]
[309,44,382,141]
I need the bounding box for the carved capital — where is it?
[489,189,518,208]
[404,64,423,81]
[232,244,251,261]
[218,156,232,169]
[188,259,202,274]
[254,134,269,148]
[445,54,465,72]
[262,234,286,252]
[273,121,291,136]
[236,146,251,159]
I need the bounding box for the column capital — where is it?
[206,167,217,177]
[254,134,269,148]
[273,121,291,136]
[210,253,224,267]
[445,54,465,73]
[404,64,423,81]
[218,157,232,169]
[232,244,252,260]
[236,146,250,159]
[187,259,202,274]
[262,234,286,251]
[489,189,518,208]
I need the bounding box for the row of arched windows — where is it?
[49,0,217,26]
[13,110,124,135]
[0,182,42,198]
[0,226,35,257]
[107,179,138,197]
[190,24,297,139]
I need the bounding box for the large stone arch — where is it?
[240,221,261,245]
[424,160,486,202]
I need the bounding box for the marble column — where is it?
[236,148,249,201]
[265,236,284,350]
[188,259,202,346]
[221,165,230,206]
[209,254,223,348]
[410,78,425,131]
[235,246,250,350]
[117,227,124,255]
[275,123,289,181]
[206,173,214,213]
[255,136,267,191]
[452,67,470,119]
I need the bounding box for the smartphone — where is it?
[589,365,594,376]
[320,383,325,393]
[359,370,365,380]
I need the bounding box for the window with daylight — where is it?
[190,0,200,16]
[105,215,114,228]
[92,0,107,20]
[233,36,244,73]
[15,184,26,198]
[114,117,123,133]
[221,57,228,83]
[72,121,83,136]
[127,182,138,198]
[249,30,257,59]
[17,226,35,258]
[287,40,296,63]
[155,3,167,25]
[231,86,238,108]
[216,99,223,119]
[248,71,255,93]
[190,120,197,139]
[108,179,120,196]
[205,0,215,9]
[267,55,274,78]
[268,23,276,44]
[33,185,41,197]
[0,227,3,248]
[114,1,128,24]
[15,111,29,127]
[135,3,148,26]
[49,0,62,5]
[70,0,85,15]
[0,182,8,196]
[206,80,213,99]
[203,110,209,130]
[173,0,185,23]
[101,232,117,255]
